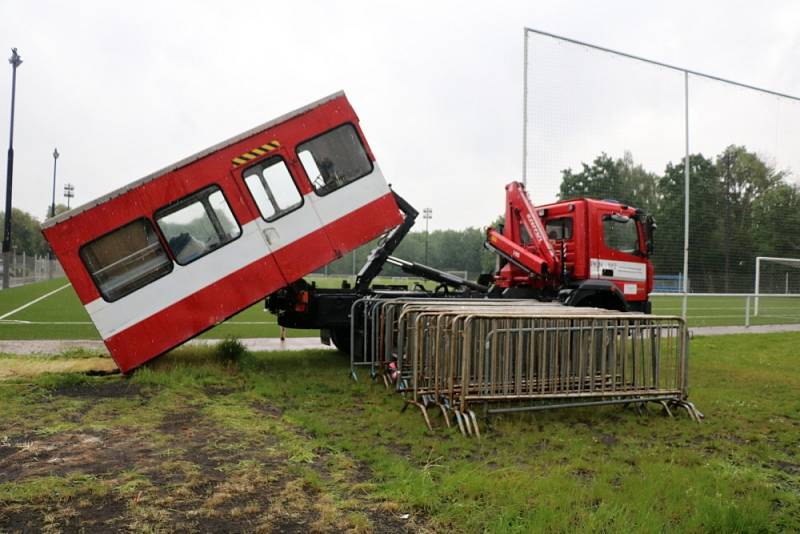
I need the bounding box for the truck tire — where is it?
[565,280,628,312]
[330,327,351,354]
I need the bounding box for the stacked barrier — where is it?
[351,299,702,437]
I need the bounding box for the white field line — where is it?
[0,320,279,325]
[0,284,71,321]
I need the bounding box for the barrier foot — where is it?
[454,410,467,436]
[406,400,433,431]
[659,400,674,418]
[439,404,452,428]
[468,410,481,441]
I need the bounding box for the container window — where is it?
[297,123,373,196]
[80,218,173,302]
[155,186,241,265]
[243,157,303,221]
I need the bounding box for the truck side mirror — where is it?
[645,215,657,256]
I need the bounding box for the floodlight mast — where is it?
[3,48,22,290]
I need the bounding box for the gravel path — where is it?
[690,324,800,336]
[1,324,798,357]
[0,337,331,356]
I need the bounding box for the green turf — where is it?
[0,334,798,531]
[0,278,797,340]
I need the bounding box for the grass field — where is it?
[0,334,798,532]
[0,278,798,341]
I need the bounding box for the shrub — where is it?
[215,337,248,365]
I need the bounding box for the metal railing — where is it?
[352,298,702,437]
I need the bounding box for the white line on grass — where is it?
[0,283,71,321]
[0,320,279,325]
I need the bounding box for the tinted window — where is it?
[546,217,573,240]
[243,157,302,221]
[80,218,172,302]
[297,124,373,196]
[603,216,639,254]
[156,186,241,265]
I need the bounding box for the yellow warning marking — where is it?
[232,139,281,167]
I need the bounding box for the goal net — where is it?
[754,257,800,316]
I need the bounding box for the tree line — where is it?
[559,146,800,292]
[8,152,798,294]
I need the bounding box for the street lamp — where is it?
[423,207,432,265]
[63,183,74,209]
[50,148,59,217]
[3,48,22,290]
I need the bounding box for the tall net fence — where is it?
[524,29,800,315]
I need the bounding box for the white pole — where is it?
[522,28,529,186]
[681,71,690,319]
[786,271,789,295]
[754,256,761,316]
[745,296,750,327]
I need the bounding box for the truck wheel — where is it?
[330,327,351,354]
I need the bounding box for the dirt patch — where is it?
[0,493,128,533]
[773,460,800,475]
[597,432,618,447]
[0,387,426,533]
[0,427,155,482]
[51,379,141,399]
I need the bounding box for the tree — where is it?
[559,151,659,213]
[44,203,70,220]
[656,153,722,291]
[0,208,49,256]
[715,145,783,291]
[752,182,800,257]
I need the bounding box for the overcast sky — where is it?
[1,0,799,230]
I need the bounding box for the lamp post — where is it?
[63,183,74,209]
[50,148,59,217]
[423,208,432,265]
[3,48,22,290]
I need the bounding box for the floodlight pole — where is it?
[522,28,529,186]
[3,48,22,290]
[423,208,432,265]
[50,148,59,218]
[681,71,690,319]
[64,183,74,209]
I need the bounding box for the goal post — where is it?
[754,256,800,316]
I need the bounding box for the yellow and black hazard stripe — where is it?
[232,140,281,167]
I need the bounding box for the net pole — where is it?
[754,256,761,316]
[522,28,529,185]
[681,71,690,319]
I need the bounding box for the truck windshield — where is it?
[603,216,640,254]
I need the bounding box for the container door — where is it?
[234,154,338,284]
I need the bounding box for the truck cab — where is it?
[538,198,655,313]
[486,182,655,313]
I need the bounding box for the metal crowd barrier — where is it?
[351,299,703,437]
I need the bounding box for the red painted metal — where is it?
[488,181,651,303]
[42,93,403,372]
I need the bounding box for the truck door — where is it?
[233,153,338,283]
[591,208,649,302]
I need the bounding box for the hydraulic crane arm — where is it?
[484,229,550,276]
[485,181,560,280]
